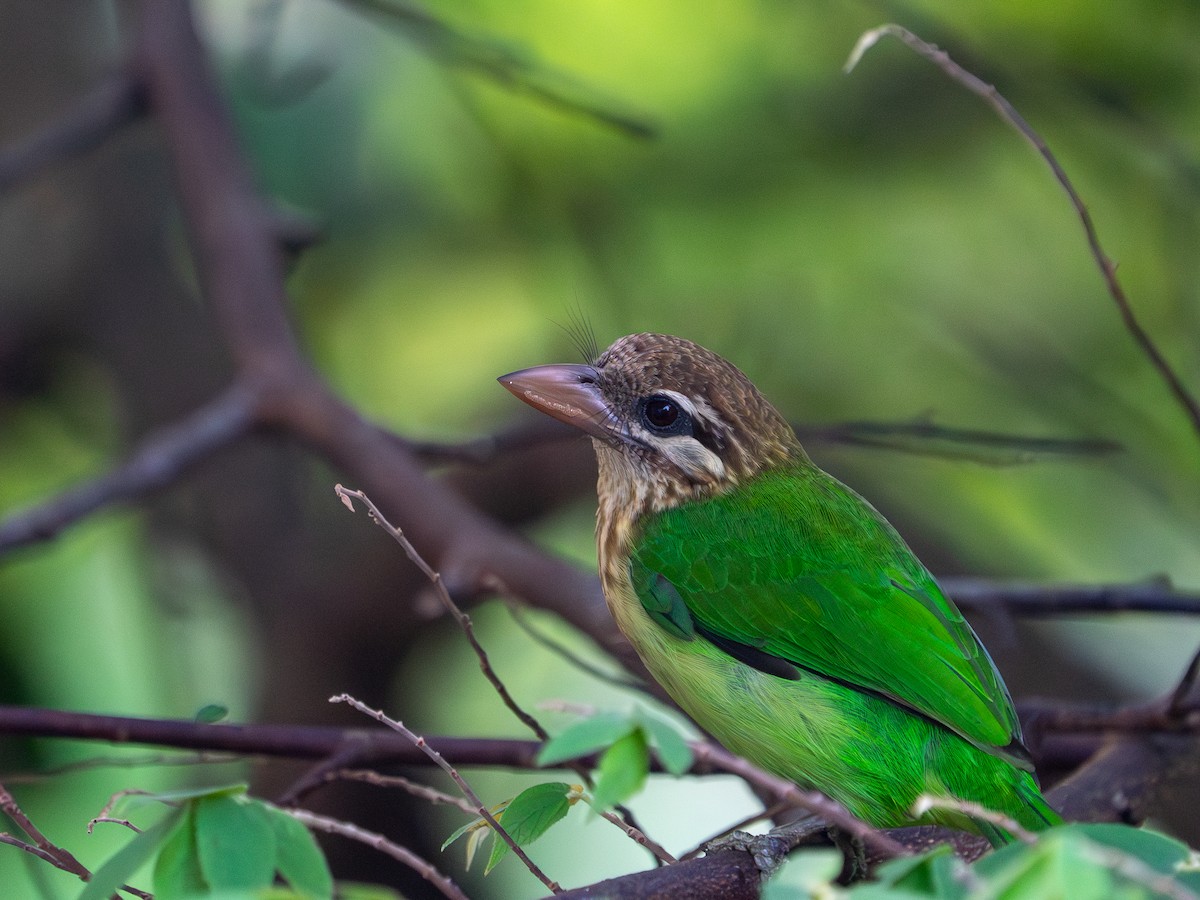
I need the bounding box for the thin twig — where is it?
[332,770,477,815]
[0,383,258,552]
[289,808,469,900]
[505,600,646,693]
[337,487,674,863]
[1167,644,1200,716]
[331,693,561,893]
[847,24,1200,445]
[595,808,677,865]
[0,74,143,194]
[911,794,1037,844]
[0,783,90,879]
[336,485,550,741]
[688,743,907,860]
[943,576,1200,617]
[88,789,154,834]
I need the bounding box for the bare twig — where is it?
[911,794,1036,844]
[505,600,646,693]
[943,576,1200,617]
[688,742,907,860]
[88,789,154,834]
[0,74,143,194]
[0,383,258,552]
[0,783,91,879]
[847,24,1200,445]
[339,0,656,139]
[336,485,552,744]
[289,808,469,900]
[1168,644,1200,716]
[595,808,677,865]
[336,486,675,863]
[332,770,477,815]
[331,693,561,892]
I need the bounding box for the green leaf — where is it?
[463,821,492,871]
[590,729,648,811]
[484,782,573,874]
[121,782,248,811]
[763,848,844,899]
[79,808,182,900]
[636,713,694,776]
[867,844,968,898]
[264,804,335,898]
[194,704,230,723]
[153,805,206,899]
[194,793,277,890]
[536,712,635,767]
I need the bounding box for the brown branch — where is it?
[847,24,1200,445]
[0,782,154,899]
[942,577,1200,617]
[0,704,546,769]
[0,783,91,881]
[0,74,144,194]
[0,383,257,553]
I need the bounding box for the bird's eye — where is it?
[640,395,692,436]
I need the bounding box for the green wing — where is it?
[629,464,1028,767]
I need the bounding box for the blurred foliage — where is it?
[1,0,1199,896]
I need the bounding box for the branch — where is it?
[0,74,143,194]
[941,576,1200,617]
[847,24,1200,446]
[0,383,257,553]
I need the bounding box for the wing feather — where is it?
[629,464,1028,767]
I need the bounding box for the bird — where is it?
[498,332,1060,845]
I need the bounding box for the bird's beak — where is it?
[498,364,620,442]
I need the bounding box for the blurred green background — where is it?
[1,0,1198,896]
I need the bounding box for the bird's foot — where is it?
[704,816,831,879]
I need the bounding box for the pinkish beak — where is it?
[498,364,620,443]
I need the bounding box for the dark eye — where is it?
[641,395,692,436]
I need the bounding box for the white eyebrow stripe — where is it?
[655,389,728,432]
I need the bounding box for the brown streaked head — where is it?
[499,333,804,508]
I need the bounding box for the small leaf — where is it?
[763,848,843,899]
[194,704,229,723]
[637,713,694,776]
[870,843,968,898]
[536,712,635,767]
[194,793,277,890]
[464,822,492,871]
[122,782,248,811]
[590,729,649,811]
[264,804,335,898]
[484,782,572,874]
[441,799,510,852]
[80,808,182,900]
[153,805,206,898]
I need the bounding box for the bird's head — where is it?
[499,333,804,515]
